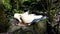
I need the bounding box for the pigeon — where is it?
[14,11,47,26]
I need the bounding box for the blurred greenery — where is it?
[0,0,60,34]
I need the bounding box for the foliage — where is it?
[0,4,10,32]
[0,0,60,34]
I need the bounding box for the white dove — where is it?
[14,11,47,26]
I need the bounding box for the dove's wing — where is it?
[24,11,29,15]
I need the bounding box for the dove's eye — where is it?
[13,18,19,24]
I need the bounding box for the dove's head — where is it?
[13,13,28,27]
[13,13,22,26]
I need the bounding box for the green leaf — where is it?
[2,0,12,10]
